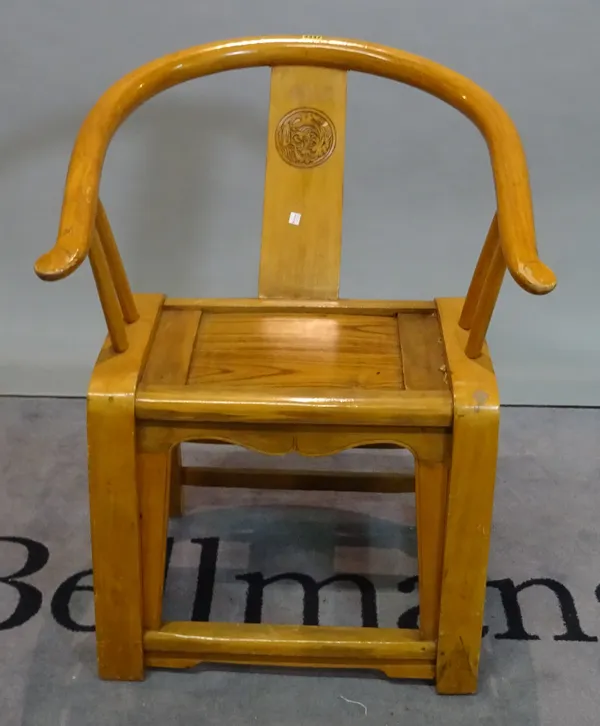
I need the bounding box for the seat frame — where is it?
[35,36,556,695]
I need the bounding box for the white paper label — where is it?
[288,212,302,226]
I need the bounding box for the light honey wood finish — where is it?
[34,36,555,300]
[35,35,557,694]
[189,312,403,389]
[88,229,128,353]
[169,445,184,517]
[138,422,450,462]
[137,307,452,426]
[259,66,346,299]
[164,298,437,313]
[138,449,171,630]
[87,293,164,679]
[435,297,500,694]
[95,199,139,324]
[459,214,499,331]
[137,387,452,427]
[397,312,448,390]
[144,622,435,670]
[465,243,507,359]
[416,460,449,641]
[141,309,202,386]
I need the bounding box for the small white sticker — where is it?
[288,212,302,226]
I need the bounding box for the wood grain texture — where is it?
[86,293,164,680]
[95,199,138,324]
[141,309,201,386]
[435,297,500,694]
[144,622,434,661]
[164,298,436,313]
[259,66,346,299]
[138,308,452,426]
[35,33,553,691]
[465,243,507,359]
[189,312,402,390]
[34,36,555,297]
[136,387,452,427]
[138,449,171,630]
[416,460,449,641]
[397,312,447,390]
[138,423,450,462]
[88,229,128,353]
[459,214,499,330]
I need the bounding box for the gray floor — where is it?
[1,398,599,725]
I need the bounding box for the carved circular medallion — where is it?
[275,108,336,168]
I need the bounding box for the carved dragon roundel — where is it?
[275,107,336,169]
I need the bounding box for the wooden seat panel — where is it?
[137,301,451,425]
[189,312,404,390]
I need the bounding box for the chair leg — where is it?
[138,448,171,630]
[436,408,500,695]
[87,402,144,680]
[169,445,184,518]
[415,459,449,641]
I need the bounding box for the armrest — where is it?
[35,228,90,281]
[33,36,556,294]
[482,115,556,295]
[34,106,125,281]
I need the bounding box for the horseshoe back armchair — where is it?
[34,36,556,694]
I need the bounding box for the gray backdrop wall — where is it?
[1,1,598,404]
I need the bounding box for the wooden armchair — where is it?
[34,36,556,694]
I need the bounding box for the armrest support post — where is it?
[89,229,129,353]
